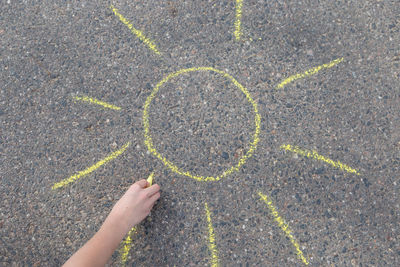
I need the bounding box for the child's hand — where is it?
[63,179,160,266]
[105,179,161,235]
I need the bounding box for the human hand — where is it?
[63,180,160,267]
[104,179,160,236]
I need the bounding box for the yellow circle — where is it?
[142,67,261,182]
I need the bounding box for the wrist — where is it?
[101,211,130,241]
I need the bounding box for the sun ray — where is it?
[52,142,131,189]
[204,202,219,267]
[73,95,121,110]
[119,227,137,266]
[110,5,162,55]
[280,144,360,175]
[258,192,309,265]
[234,0,244,41]
[276,57,344,89]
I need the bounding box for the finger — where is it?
[149,192,160,204]
[135,179,148,188]
[148,202,155,211]
[145,184,160,196]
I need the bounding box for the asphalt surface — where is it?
[1,0,399,266]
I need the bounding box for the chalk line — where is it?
[280,144,360,175]
[234,0,244,41]
[258,192,309,265]
[52,142,130,189]
[277,57,344,89]
[110,5,161,55]
[204,202,219,267]
[74,95,121,110]
[120,227,137,266]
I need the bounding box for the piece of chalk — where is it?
[147,172,154,187]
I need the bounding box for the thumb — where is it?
[136,179,149,188]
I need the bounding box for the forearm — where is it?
[63,217,127,267]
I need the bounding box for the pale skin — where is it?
[64,179,161,267]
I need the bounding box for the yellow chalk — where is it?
[52,142,130,189]
[73,96,121,110]
[258,192,309,265]
[110,5,161,55]
[143,67,260,182]
[204,202,219,267]
[234,0,244,41]
[280,144,360,175]
[277,57,344,89]
[147,172,154,187]
[119,227,137,266]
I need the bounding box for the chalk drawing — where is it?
[52,142,130,189]
[258,192,309,265]
[277,57,344,89]
[110,5,161,55]
[205,202,219,267]
[142,67,261,182]
[234,0,244,41]
[74,96,121,110]
[280,144,360,175]
[52,4,353,265]
[120,227,137,266]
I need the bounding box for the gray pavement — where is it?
[1,0,399,266]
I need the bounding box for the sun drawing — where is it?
[53,2,359,266]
